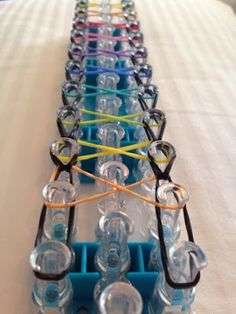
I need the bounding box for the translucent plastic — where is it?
[148,183,189,271]
[97,72,120,90]
[57,105,82,140]
[94,212,134,305]
[98,282,143,314]
[95,211,134,272]
[96,95,122,117]
[97,161,129,214]
[96,124,125,173]
[61,81,85,106]
[42,181,76,242]
[148,242,207,314]
[30,241,73,314]
[143,109,166,140]
[148,140,176,176]
[50,137,80,188]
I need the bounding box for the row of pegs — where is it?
[30,0,207,313]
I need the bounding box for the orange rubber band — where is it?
[44,166,182,210]
[45,174,156,208]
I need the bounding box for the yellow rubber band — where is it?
[58,140,171,164]
[81,109,144,126]
[61,110,160,127]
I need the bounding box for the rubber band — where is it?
[58,140,170,163]
[80,109,144,126]
[68,65,138,77]
[75,21,127,29]
[85,10,124,17]
[70,48,131,58]
[62,111,143,126]
[78,2,122,9]
[64,88,155,100]
[80,109,160,127]
[84,32,128,42]
[49,166,60,182]
[45,175,156,208]
[44,166,183,210]
[78,84,155,99]
[57,141,150,162]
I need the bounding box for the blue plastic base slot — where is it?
[70,242,157,313]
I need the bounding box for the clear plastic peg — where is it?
[65,60,85,81]
[61,81,85,106]
[122,2,135,14]
[97,55,118,69]
[127,20,140,33]
[70,29,86,45]
[30,241,73,314]
[148,183,189,271]
[97,161,129,214]
[131,46,148,65]
[100,0,112,14]
[42,181,76,242]
[133,161,155,240]
[129,32,144,47]
[76,0,88,7]
[98,282,143,314]
[57,105,82,140]
[123,10,137,22]
[73,16,87,30]
[97,72,120,90]
[95,211,134,272]
[125,97,142,116]
[148,140,176,180]
[143,109,166,141]
[97,38,117,51]
[96,123,125,173]
[148,242,207,314]
[138,84,159,109]
[75,7,88,19]
[96,95,122,117]
[50,137,80,182]
[99,14,113,27]
[68,43,87,63]
[94,212,134,305]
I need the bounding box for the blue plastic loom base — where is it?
[70,242,157,314]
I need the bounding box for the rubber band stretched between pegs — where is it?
[58,141,150,162]
[64,84,155,100]
[58,140,171,163]
[78,2,122,9]
[62,110,160,128]
[44,166,183,210]
[45,173,156,208]
[69,48,132,58]
[84,32,128,42]
[71,65,136,77]
[84,10,124,17]
[74,21,127,29]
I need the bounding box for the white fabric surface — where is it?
[0,0,236,313]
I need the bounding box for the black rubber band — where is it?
[154,177,200,289]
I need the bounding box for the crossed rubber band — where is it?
[82,10,125,17]
[57,140,170,163]
[75,21,127,29]
[77,2,122,9]
[84,32,128,42]
[68,65,137,76]
[64,84,155,100]
[69,48,132,58]
[62,110,159,127]
[45,165,182,210]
